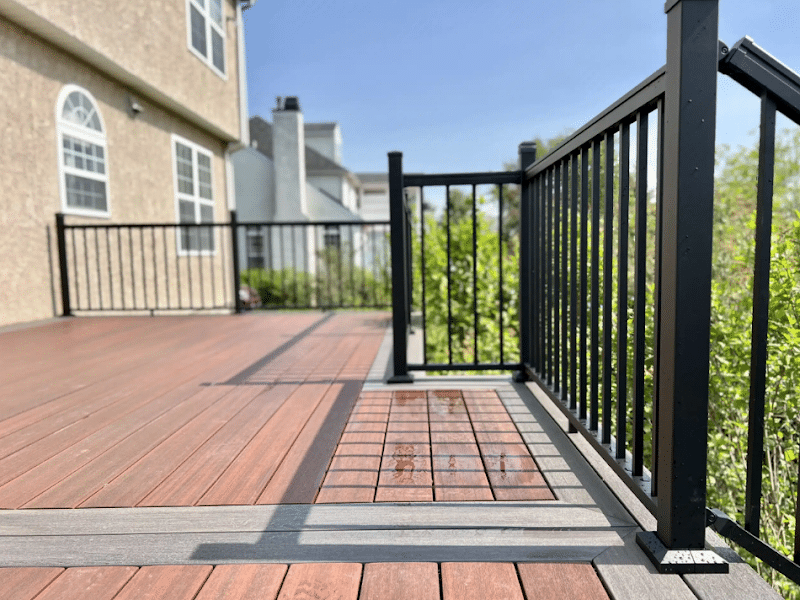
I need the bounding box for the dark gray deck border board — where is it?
[0,526,635,567]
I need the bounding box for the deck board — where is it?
[277,563,362,600]
[194,564,287,600]
[0,567,63,600]
[517,563,610,599]
[441,563,525,600]
[359,563,440,600]
[112,565,212,600]
[32,567,138,600]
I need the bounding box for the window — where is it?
[323,225,341,249]
[246,228,265,269]
[57,86,109,217]
[187,0,226,76]
[172,135,215,253]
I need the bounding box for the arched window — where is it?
[57,86,109,216]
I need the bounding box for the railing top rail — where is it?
[61,219,389,229]
[526,66,666,178]
[239,219,390,227]
[720,36,800,125]
[403,171,521,187]
[61,222,232,229]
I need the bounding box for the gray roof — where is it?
[249,116,346,175]
[356,173,388,183]
[304,122,338,133]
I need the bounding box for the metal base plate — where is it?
[636,531,729,574]
[387,374,414,384]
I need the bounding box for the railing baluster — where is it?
[562,158,569,404]
[208,226,216,309]
[446,184,453,365]
[186,227,193,309]
[140,228,148,310]
[580,146,589,421]
[71,228,79,310]
[616,121,630,460]
[420,188,428,364]
[602,129,615,445]
[106,228,114,309]
[590,139,601,432]
[553,162,561,393]
[197,225,204,309]
[151,228,159,310]
[547,168,554,386]
[498,183,505,366]
[745,91,777,537]
[652,97,665,495]
[94,228,102,310]
[472,184,479,364]
[118,228,125,310]
[83,229,91,310]
[570,153,579,413]
[632,109,649,476]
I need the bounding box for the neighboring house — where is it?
[0,0,254,327]
[232,98,373,274]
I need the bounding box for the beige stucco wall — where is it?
[0,17,232,326]
[0,0,241,140]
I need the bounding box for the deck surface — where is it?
[0,314,769,599]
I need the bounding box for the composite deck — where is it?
[0,313,780,599]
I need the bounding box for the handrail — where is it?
[721,36,800,125]
[526,67,665,177]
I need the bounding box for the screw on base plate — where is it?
[636,531,728,574]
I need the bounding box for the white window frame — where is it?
[56,85,110,219]
[171,134,217,256]
[185,0,227,79]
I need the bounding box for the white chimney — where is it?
[272,96,308,220]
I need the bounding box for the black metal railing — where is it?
[704,35,800,584]
[387,156,522,379]
[237,220,391,310]
[55,215,234,314]
[389,0,800,582]
[55,213,390,315]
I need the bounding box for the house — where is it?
[231,98,368,276]
[0,0,254,327]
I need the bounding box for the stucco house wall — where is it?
[0,0,248,326]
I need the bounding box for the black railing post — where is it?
[55,213,72,317]
[230,210,242,314]
[636,0,727,573]
[516,142,537,382]
[388,151,412,383]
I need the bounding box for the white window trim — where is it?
[185,0,228,80]
[171,133,217,256]
[56,85,111,219]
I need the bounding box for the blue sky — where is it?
[243,0,800,175]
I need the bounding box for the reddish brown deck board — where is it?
[359,563,440,600]
[80,385,265,508]
[0,315,318,483]
[441,563,525,600]
[198,383,330,505]
[277,563,362,600]
[375,393,433,502]
[318,389,554,504]
[34,567,137,600]
[194,565,288,600]
[19,385,232,509]
[0,567,63,600]
[429,393,493,501]
[113,565,212,600]
[465,393,555,501]
[517,563,610,599]
[139,384,297,507]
